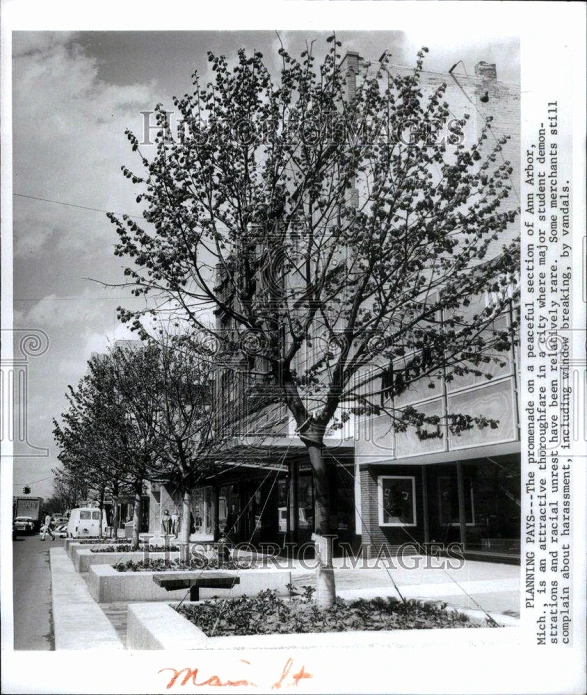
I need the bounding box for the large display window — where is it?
[378,476,417,526]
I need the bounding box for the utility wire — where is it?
[13,193,144,220]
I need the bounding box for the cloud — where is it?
[12,31,77,58]
[17,285,118,329]
[13,33,155,262]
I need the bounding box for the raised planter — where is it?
[65,536,178,561]
[73,548,180,573]
[127,602,520,650]
[88,565,296,603]
[65,538,122,558]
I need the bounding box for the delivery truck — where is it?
[13,496,44,532]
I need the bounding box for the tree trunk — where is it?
[132,480,142,550]
[99,487,105,539]
[112,483,120,540]
[180,488,192,562]
[306,441,336,608]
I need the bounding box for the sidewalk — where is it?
[289,555,520,617]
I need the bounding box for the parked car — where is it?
[13,516,35,534]
[13,521,18,541]
[52,515,68,526]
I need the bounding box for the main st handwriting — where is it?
[159,658,313,690]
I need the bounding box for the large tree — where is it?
[109,37,519,606]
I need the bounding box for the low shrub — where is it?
[177,586,491,636]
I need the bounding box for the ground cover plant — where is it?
[90,544,180,553]
[176,586,493,636]
[113,557,253,572]
[77,538,132,545]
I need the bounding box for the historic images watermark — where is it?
[136,537,466,570]
[1,329,50,457]
[139,109,468,149]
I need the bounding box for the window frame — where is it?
[378,475,417,527]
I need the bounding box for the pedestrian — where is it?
[40,513,55,541]
[162,509,172,535]
[224,504,238,540]
[171,510,179,536]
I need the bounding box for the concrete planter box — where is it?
[127,602,520,650]
[66,537,175,561]
[88,566,296,603]
[73,548,180,573]
[65,539,117,558]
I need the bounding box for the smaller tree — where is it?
[111,334,225,558]
[53,350,161,546]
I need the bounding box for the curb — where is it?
[50,547,124,650]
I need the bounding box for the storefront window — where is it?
[426,458,520,555]
[193,487,213,536]
[298,474,314,530]
[466,458,520,554]
[378,476,416,526]
[437,476,474,525]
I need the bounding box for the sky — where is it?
[10,29,519,501]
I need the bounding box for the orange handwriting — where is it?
[159,665,256,689]
[159,658,312,690]
[272,658,313,690]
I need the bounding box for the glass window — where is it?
[80,511,91,520]
[378,476,417,526]
[437,475,474,525]
[92,511,100,520]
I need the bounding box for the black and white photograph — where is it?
[1,2,585,694]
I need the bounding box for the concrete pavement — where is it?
[289,555,520,617]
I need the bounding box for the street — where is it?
[12,532,61,650]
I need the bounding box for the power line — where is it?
[13,474,54,487]
[14,193,144,220]
[15,296,143,302]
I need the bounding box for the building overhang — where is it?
[357,439,521,468]
[199,434,355,475]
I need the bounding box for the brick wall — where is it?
[359,464,426,556]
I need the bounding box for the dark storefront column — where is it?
[288,460,299,544]
[456,461,467,549]
[213,487,220,540]
[421,467,430,546]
